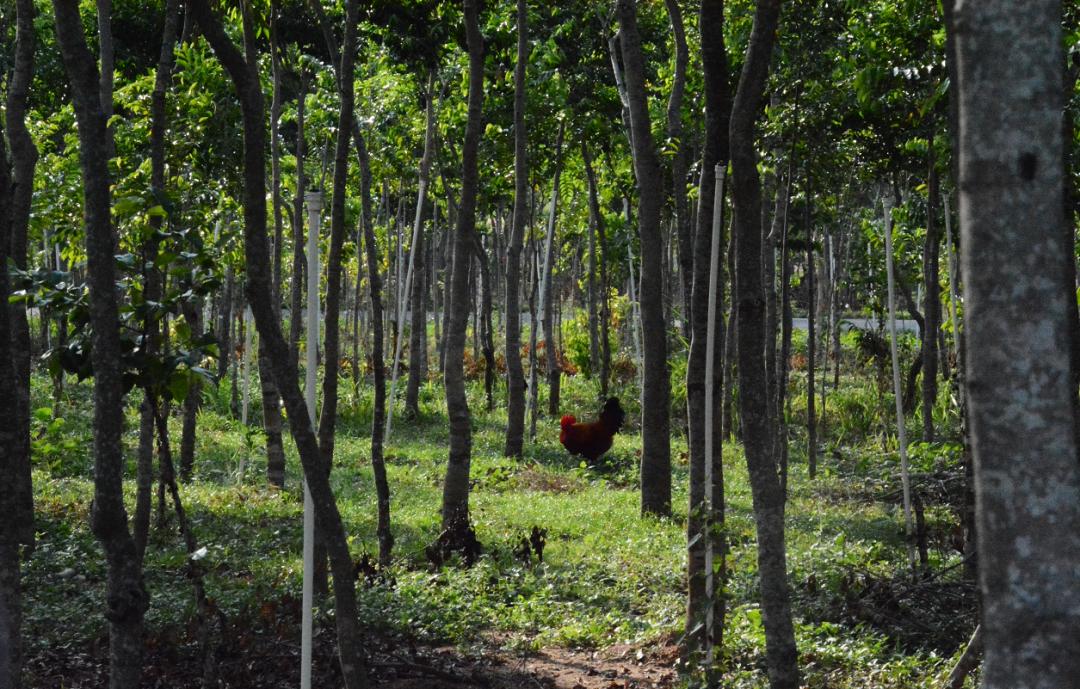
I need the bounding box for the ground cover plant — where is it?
[21,337,973,687]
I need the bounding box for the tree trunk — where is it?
[504,0,529,455]
[189,2,371,685]
[618,0,671,517]
[921,138,940,443]
[728,0,800,687]
[664,0,691,343]
[179,304,203,482]
[440,0,484,548]
[406,74,437,419]
[582,142,612,398]
[0,84,30,689]
[7,0,38,554]
[262,0,286,487]
[542,123,566,417]
[315,0,358,481]
[290,73,308,368]
[308,0,392,565]
[475,235,496,411]
[53,3,150,686]
[806,200,817,479]
[953,3,1080,687]
[685,0,731,659]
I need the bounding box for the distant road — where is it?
[793,316,920,334]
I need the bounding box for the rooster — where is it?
[559,397,626,462]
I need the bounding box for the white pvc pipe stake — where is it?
[703,163,725,665]
[301,190,323,689]
[883,198,917,571]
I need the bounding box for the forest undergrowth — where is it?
[22,336,975,688]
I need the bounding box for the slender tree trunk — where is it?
[582,142,612,397]
[728,0,800,687]
[440,0,484,549]
[685,0,731,660]
[475,235,496,410]
[189,2,371,685]
[922,137,941,443]
[406,74,438,419]
[308,0,392,564]
[53,4,150,686]
[179,304,203,482]
[954,3,1080,687]
[806,199,817,479]
[504,0,530,455]
[262,0,286,487]
[542,123,566,417]
[290,73,308,368]
[665,0,691,343]
[618,0,671,517]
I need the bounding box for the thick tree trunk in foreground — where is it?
[618,0,672,517]
[7,0,38,553]
[728,0,800,687]
[954,3,1080,687]
[0,104,29,689]
[440,0,485,547]
[53,3,150,686]
[686,0,731,658]
[189,2,370,685]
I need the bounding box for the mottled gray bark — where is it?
[728,0,800,687]
[618,0,672,517]
[6,0,37,552]
[441,0,484,544]
[953,3,1080,687]
[686,0,731,659]
[0,95,27,689]
[53,3,150,686]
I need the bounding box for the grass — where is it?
[22,340,975,688]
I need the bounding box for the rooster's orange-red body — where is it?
[559,398,626,462]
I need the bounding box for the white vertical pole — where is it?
[703,164,725,665]
[301,190,323,689]
[883,198,916,570]
[385,176,429,444]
